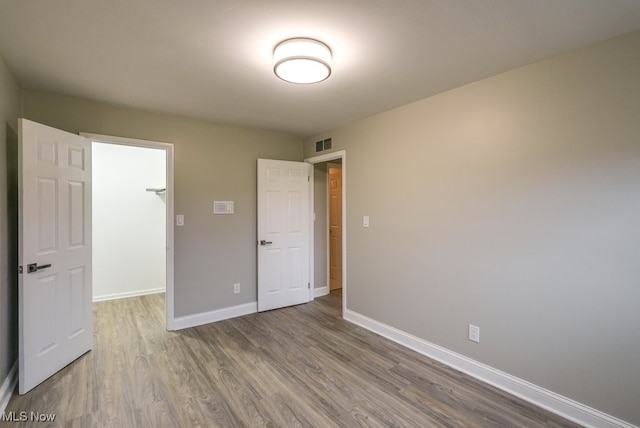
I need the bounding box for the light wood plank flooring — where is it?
[3,291,580,427]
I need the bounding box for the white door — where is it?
[257,159,310,312]
[18,119,92,394]
[329,167,343,290]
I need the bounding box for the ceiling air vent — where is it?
[315,137,332,152]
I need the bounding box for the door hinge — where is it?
[18,265,23,274]
[308,282,310,289]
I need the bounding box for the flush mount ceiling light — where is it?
[273,38,332,84]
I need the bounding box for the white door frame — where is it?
[305,150,346,316]
[81,133,176,330]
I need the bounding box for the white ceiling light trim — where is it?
[273,38,332,84]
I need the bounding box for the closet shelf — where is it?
[146,188,166,194]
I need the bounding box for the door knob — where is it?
[27,263,52,273]
[260,240,273,246]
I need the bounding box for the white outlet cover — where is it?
[469,324,480,343]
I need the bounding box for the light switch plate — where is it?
[363,216,370,228]
[176,215,184,226]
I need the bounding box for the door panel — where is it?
[329,167,342,289]
[258,159,310,311]
[19,119,92,394]
[68,181,86,247]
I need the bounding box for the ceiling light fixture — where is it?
[273,38,332,84]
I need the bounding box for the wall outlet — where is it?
[469,324,480,343]
[233,283,240,294]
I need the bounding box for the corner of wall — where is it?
[0,52,21,405]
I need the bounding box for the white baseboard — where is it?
[92,287,165,302]
[313,286,329,298]
[0,361,17,414]
[172,301,257,330]
[344,309,635,428]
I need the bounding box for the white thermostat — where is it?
[213,201,234,214]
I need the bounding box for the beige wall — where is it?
[304,30,640,426]
[7,28,640,425]
[22,90,304,317]
[0,55,20,388]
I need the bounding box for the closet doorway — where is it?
[85,133,175,328]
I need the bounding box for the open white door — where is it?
[18,119,92,394]
[257,159,310,312]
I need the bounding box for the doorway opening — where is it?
[92,142,166,302]
[83,133,175,330]
[306,150,346,315]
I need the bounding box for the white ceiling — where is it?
[1,1,640,137]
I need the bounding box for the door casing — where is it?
[81,133,176,330]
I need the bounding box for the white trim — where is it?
[172,302,257,330]
[308,163,315,301]
[0,361,18,414]
[80,132,176,331]
[305,150,345,164]
[313,285,330,298]
[344,309,636,428]
[92,287,165,303]
[305,150,346,316]
[325,169,330,291]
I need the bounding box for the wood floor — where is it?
[4,291,580,427]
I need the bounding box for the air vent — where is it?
[315,138,333,152]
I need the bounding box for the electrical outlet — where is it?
[469,324,480,343]
[233,283,240,294]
